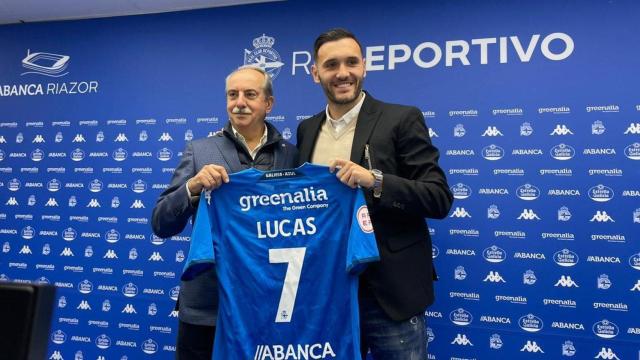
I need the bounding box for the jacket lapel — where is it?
[350,93,381,165]
[213,137,244,173]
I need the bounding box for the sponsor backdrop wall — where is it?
[1,0,639,359]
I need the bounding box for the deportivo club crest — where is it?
[244,34,284,79]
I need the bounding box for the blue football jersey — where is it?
[182,163,379,360]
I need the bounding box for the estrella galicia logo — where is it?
[104,229,120,243]
[432,245,439,259]
[449,308,473,326]
[63,227,77,241]
[132,179,147,193]
[112,148,128,161]
[518,314,543,332]
[553,249,579,267]
[244,34,284,80]
[483,245,506,263]
[95,334,111,349]
[170,286,180,301]
[629,252,640,270]
[481,144,504,161]
[21,226,35,240]
[47,179,62,192]
[21,50,70,77]
[30,148,44,161]
[8,178,21,191]
[89,179,103,193]
[71,148,85,161]
[592,319,619,339]
[451,183,472,200]
[78,279,93,294]
[550,143,575,160]
[516,184,540,201]
[0,149,5,161]
[624,143,640,160]
[51,330,67,344]
[150,233,166,246]
[35,276,50,284]
[122,282,138,298]
[141,339,159,354]
[157,148,173,161]
[588,184,614,202]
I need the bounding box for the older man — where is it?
[297,29,453,359]
[152,65,298,359]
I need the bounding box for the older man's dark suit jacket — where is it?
[297,93,453,321]
[152,122,298,326]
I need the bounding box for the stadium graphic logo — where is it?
[449,308,473,326]
[553,249,579,267]
[518,313,543,332]
[481,144,505,160]
[21,49,70,77]
[244,34,284,79]
[592,319,619,339]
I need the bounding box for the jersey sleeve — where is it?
[346,189,379,274]
[181,193,217,280]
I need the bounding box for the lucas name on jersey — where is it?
[257,217,317,239]
[254,342,336,360]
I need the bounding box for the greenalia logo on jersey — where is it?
[239,187,328,212]
[254,342,336,360]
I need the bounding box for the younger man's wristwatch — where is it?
[370,169,383,198]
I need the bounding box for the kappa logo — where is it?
[517,209,540,220]
[168,310,179,318]
[244,34,284,79]
[520,122,533,136]
[130,199,145,209]
[450,207,471,218]
[550,124,573,135]
[45,197,59,207]
[114,133,128,142]
[86,198,100,208]
[555,275,579,287]
[451,334,473,346]
[428,128,438,138]
[122,304,137,314]
[483,271,506,283]
[481,126,503,137]
[630,280,640,291]
[590,211,615,222]
[624,123,640,134]
[148,252,164,262]
[520,340,544,353]
[594,347,620,360]
[60,247,74,256]
[19,245,33,254]
[0,136,5,143]
[158,132,173,141]
[77,300,91,310]
[72,134,86,142]
[22,49,70,77]
[103,249,118,259]
[32,134,46,143]
[5,197,18,206]
[49,350,64,360]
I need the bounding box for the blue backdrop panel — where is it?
[0,0,639,359]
